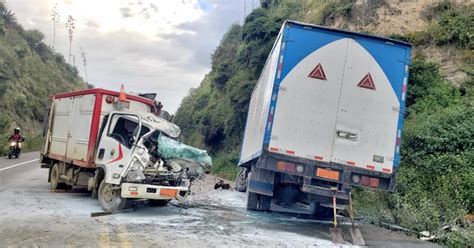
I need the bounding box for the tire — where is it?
[235,168,248,192]
[246,191,259,210]
[247,192,272,211]
[50,163,69,190]
[258,195,272,211]
[309,201,330,216]
[98,180,127,211]
[149,199,170,207]
[8,153,12,159]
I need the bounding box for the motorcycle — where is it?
[8,139,23,159]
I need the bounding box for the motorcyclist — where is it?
[8,127,23,149]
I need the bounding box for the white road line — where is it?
[0,159,39,171]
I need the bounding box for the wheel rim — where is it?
[238,170,247,187]
[102,184,116,205]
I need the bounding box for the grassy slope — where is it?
[176,1,473,246]
[0,4,85,154]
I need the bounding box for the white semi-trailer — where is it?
[237,20,412,214]
[40,88,211,211]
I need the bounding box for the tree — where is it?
[65,15,75,64]
[50,3,60,48]
[80,47,88,85]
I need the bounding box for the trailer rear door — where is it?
[268,37,349,162]
[330,39,402,173]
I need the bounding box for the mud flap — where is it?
[247,164,274,197]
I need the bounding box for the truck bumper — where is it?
[121,183,189,202]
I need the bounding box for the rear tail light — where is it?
[277,161,296,173]
[354,175,380,188]
[370,178,380,188]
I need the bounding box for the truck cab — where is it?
[41,88,211,211]
[94,111,189,211]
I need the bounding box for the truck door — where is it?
[95,113,142,184]
[330,39,400,173]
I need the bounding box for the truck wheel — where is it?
[149,199,170,207]
[258,195,272,211]
[50,163,69,190]
[310,201,329,216]
[98,180,127,211]
[246,192,259,210]
[235,168,248,192]
[247,192,272,211]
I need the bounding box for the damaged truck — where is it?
[237,20,412,214]
[40,87,212,211]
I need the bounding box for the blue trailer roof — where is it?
[286,20,412,48]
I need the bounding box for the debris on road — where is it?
[90,208,135,217]
[214,179,230,190]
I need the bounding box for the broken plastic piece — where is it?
[157,134,212,167]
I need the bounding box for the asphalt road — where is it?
[0,152,440,247]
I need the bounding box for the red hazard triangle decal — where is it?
[357,73,376,90]
[308,63,327,80]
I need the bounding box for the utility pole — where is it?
[243,0,246,24]
[80,47,88,84]
[66,15,75,64]
[50,3,60,48]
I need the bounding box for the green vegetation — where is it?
[354,60,473,246]
[175,2,305,179]
[0,3,85,155]
[175,1,473,246]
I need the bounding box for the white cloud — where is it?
[7,0,260,113]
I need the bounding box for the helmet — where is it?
[14,127,20,133]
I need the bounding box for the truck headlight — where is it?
[126,169,145,182]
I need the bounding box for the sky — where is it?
[7,0,260,113]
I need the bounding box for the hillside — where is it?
[0,3,85,153]
[174,0,473,246]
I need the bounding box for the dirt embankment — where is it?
[317,0,470,84]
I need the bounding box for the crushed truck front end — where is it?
[95,111,211,210]
[41,87,211,211]
[239,20,411,213]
